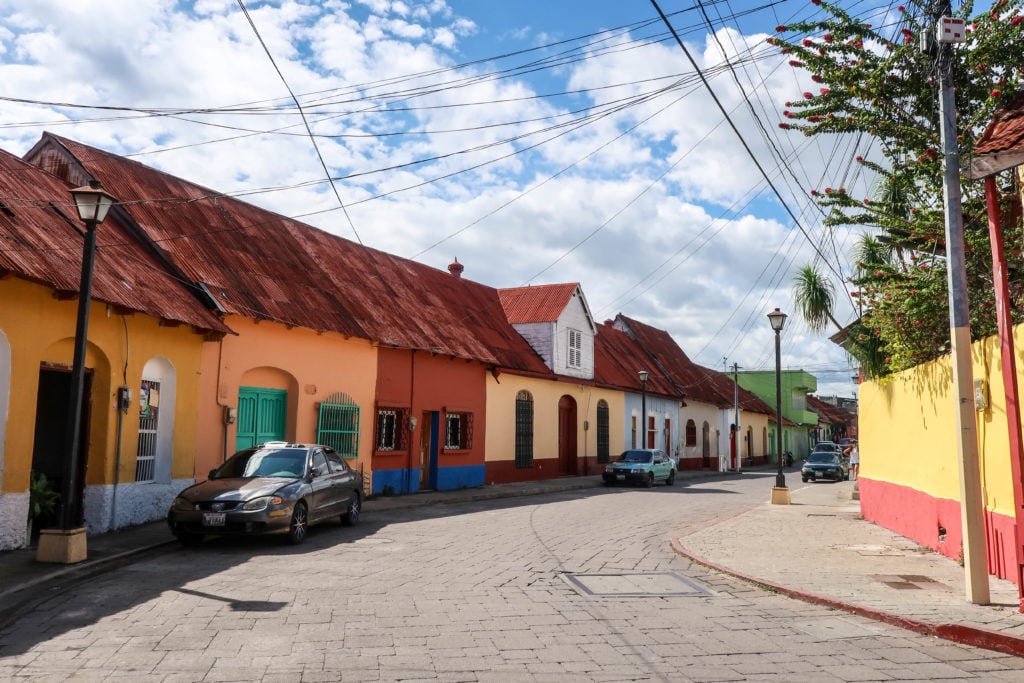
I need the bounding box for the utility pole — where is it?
[933,0,989,604]
[733,362,741,473]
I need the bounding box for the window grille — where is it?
[317,394,360,458]
[515,391,534,468]
[135,380,159,482]
[685,419,697,447]
[567,328,582,368]
[596,400,610,463]
[444,411,473,451]
[375,407,409,452]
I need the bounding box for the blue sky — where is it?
[0,0,898,397]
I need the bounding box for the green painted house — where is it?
[736,370,818,462]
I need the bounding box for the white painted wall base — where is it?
[0,492,29,551]
[82,478,196,534]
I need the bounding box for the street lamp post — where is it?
[638,370,649,448]
[768,308,790,505]
[39,180,117,564]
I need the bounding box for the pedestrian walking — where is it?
[844,440,859,480]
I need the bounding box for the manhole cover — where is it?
[562,572,713,597]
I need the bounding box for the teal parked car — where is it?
[603,449,676,487]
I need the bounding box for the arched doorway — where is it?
[558,395,577,476]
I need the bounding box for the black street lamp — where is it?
[58,181,118,533]
[767,308,788,497]
[638,370,649,448]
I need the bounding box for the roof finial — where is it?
[448,257,464,278]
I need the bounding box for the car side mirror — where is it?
[208,469,218,480]
[307,467,319,479]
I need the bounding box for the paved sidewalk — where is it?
[4,465,1024,660]
[674,478,1024,657]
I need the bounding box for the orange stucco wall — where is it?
[194,315,378,479]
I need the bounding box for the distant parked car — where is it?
[167,442,363,546]
[603,449,676,487]
[801,451,849,482]
[811,441,840,454]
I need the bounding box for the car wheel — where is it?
[603,479,614,486]
[666,470,676,486]
[645,473,655,488]
[175,532,203,546]
[287,502,309,545]
[801,477,808,483]
[341,492,361,527]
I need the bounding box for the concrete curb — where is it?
[670,536,1024,658]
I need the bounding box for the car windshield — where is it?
[813,443,838,452]
[215,448,308,478]
[619,451,653,463]
[807,453,839,464]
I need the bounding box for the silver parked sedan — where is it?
[167,442,363,545]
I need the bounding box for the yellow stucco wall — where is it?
[0,277,205,494]
[859,327,1018,516]
[195,315,378,478]
[486,373,624,466]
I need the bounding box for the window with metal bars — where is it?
[596,400,610,463]
[376,407,409,452]
[444,411,473,451]
[685,419,697,447]
[515,390,534,468]
[135,380,159,482]
[316,394,360,458]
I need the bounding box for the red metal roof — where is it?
[25,133,549,372]
[0,147,229,336]
[975,91,1024,156]
[613,314,774,414]
[498,283,580,324]
[593,321,681,398]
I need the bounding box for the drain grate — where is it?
[562,571,713,597]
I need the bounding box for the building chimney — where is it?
[448,257,464,278]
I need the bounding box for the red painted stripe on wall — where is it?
[859,478,1019,585]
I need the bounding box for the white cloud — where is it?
[0,0,869,398]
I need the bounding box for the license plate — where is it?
[616,474,625,479]
[203,512,226,527]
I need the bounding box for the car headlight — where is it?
[605,466,615,473]
[242,496,284,511]
[171,497,195,512]
[631,468,644,474]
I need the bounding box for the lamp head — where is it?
[767,307,787,332]
[637,369,649,384]
[70,180,118,224]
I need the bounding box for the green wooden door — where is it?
[236,387,287,450]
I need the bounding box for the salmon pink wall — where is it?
[195,315,377,479]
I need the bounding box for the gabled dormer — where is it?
[498,283,597,379]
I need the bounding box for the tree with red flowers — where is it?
[775,0,1024,376]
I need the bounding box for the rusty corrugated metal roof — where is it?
[593,321,681,399]
[971,91,1024,178]
[498,283,581,324]
[975,91,1024,155]
[25,133,549,372]
[614,314,774,415]
[0,147,229,336]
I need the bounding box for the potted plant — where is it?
[28,470,61,540]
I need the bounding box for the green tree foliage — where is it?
[775,0,1024,375]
